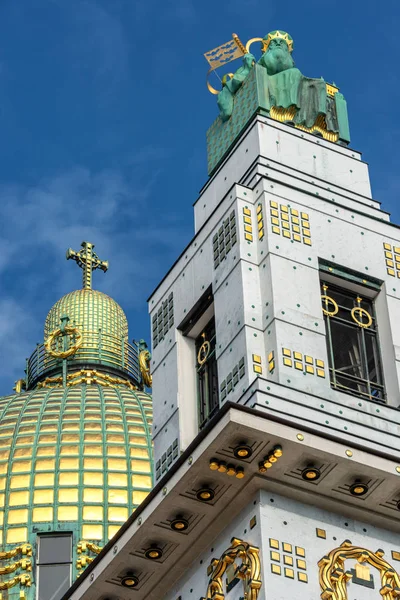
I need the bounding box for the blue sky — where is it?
[0,0,399,395]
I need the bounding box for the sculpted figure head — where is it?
[260,30,295,75]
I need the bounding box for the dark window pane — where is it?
[38,564,71,600]
[330,321,363,379]
[39,536,72,564]
[365,332,381,384]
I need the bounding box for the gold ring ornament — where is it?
[139,349,153,388]
[245,37,267,54]
[45,325,83,359]
[206,70,234,95]
[197,340,211,366]
[351,306,372,328]
[321,295,339,317]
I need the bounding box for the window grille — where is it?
[321,282,385,402]
[196,318,219,428]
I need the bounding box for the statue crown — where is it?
[263,30,294,53]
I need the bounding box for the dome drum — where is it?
[26,331,141,390]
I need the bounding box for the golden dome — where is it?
[44,288,128,371]
[0,383,153,554]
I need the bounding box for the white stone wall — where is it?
[149,115,400,473]
[163,490,400,600]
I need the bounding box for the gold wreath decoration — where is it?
[319,540,400,600]
[139,350,153,388]
[321,294,339,317]
[45,325,83,359]
[203,537,261,600]
[198,340,211,366]
[351,306,372,328]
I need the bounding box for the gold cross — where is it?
[66,241,108,290]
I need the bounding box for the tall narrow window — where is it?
[196,318,219,428]
[321,282,385,402]
[37,534,72,600]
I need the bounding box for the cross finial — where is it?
[66,241,108,290]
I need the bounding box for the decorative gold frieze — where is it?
[37,369,138,390]
[202,537,261,600]
[319,540,400,600]
[282,348,325,377]
[383,242,400,278]
[269,201,312,245]
[0,559,31,575]
[0,573,31,591]
[0,545,32,560]
[76,541,103,575]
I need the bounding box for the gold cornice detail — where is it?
[270,105,339,143]
[202,537,261,600]
[37,369,137,390]
[319,540,400,600]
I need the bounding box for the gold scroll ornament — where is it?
[202,537,261,600]
[319,540,400,600]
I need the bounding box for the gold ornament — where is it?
[37,369,137,390]
[0,559,31,575]
[197,335,211,366]
[202,538,261,600]
[0,545,32,560]
[262,30,294,53]
[319,540,400,600]
[139,349,153,388]
[351,297,372,328]
[45,324,83,359]
[0,574,31,591]
[321,285,339,317]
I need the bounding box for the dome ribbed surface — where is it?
[0,384,152,548]
[44,289,129,372]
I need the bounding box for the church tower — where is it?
[65,30,400,600]
[0,242,153,600]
